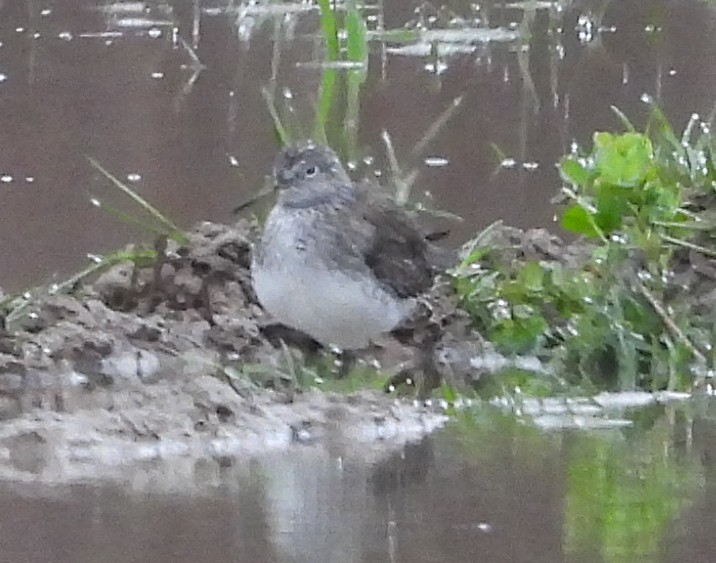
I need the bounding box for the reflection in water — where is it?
[0,1,715,288]
[0,404,711,562]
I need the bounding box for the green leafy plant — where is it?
[454,108,716,393]
[561,132,678,239]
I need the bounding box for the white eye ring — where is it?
[305,166,317,177]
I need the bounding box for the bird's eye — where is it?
[305,166,318,177]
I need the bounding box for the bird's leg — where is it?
[198,275,215,325]
[414,334,441,400]
[336,349,357,378]
[151,235,168,292]
[384,318,442,399]
[138,235,169,314]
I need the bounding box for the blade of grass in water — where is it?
[261,85,290,145]
[87,157,183,238]
[412,95,464,157]
[341,0,367,156]
[282,89,307,141]
[317,0,339,61]
[381,130,411,205]
[90,196,182,240]
[345,0,367,65]
[313,68,337,145]
[645,102,681,155]
[232,178,275,214]
[367,28,419,43]
[343,69,365,160]
[313,0,343,143]
[610,105,636,132]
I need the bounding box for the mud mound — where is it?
[0,221,451,485]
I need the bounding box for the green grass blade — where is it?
[345,0,368,65]
[87,157,180,234]
[261,85,290,145]
[313,68,337,145]
[412,95,464,157]
[610,105,636,132]
[90,196,181,239]
[317,0,339,61]
[52,248,157,295]
[381,129,411,205]
[343,68,366,159]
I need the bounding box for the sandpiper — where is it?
[251,141,446,392]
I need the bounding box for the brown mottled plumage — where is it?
[251,141,447,393]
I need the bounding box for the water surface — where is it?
[0,403,713,562]
[1,0,715,288]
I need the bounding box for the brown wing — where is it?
[312,180,453,298]
[357,188,437,299]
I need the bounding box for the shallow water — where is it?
[1,0,715,288]
[0,402,714,563]
[1,0,716,561]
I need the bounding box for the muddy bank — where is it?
[0,220,463,485]
[0,215,703,486]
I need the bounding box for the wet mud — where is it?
[0,220,460,485]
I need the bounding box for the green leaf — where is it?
[517,262,545,292]
[490,312,547,355]
[561,205,599,237]
[459,247,488,268]
[561,158,591,186]
[594,132,653,187]
[440,384,458,403]
[594,183,628,233]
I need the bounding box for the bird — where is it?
[251,140,448,395]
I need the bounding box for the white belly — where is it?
[252,257,412,350]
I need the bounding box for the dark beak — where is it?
[274,166,295,189]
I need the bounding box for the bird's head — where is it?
[272,141,354,208]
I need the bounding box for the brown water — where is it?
[1,0,716,561]
[1,0,715,289]
[0,406,714,563]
